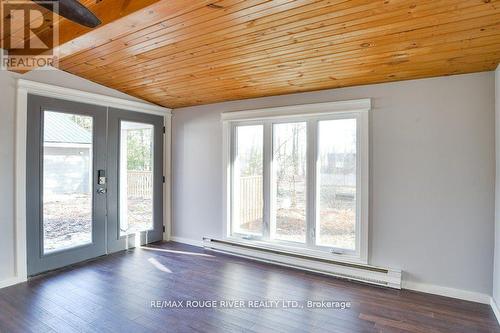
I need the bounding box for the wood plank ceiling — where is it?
[32,0,500,107]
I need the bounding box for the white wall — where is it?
[172,72,496,297]
[0,68,148,284]
[1,68,496,300]
[494,65,500,305]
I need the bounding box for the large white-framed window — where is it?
[222,99,370,263]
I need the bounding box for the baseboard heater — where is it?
[203,238,402,289]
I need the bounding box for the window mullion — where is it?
[306,119,317,248]
[262,122,272,240]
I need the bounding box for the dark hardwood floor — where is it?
[0,241,498,333]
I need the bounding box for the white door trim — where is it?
[13,79,171,286]
[17,79,170,116]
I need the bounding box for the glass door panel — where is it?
[27,95,107,276]
[27,96,165,274]
[107,108,164,253]
[42,111,94,253]
[119,121,154,236]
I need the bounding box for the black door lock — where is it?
[98,169,106,185]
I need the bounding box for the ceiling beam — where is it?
[55,0,214,59]
[4,0,164,71]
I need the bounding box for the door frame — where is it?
[106,107,165,253]
[14,79,172,283]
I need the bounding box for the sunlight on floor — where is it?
[140,246,214,257]
[147,257,172,273]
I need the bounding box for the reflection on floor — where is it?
[0,242,498,332]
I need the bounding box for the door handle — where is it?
[97,188,107,194]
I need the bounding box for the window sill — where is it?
[220,236,367,265]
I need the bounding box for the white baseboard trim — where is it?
[403,281,491,304]
[169,236,204,247]
[491,297,500,325]
[168,237,492,305]
[170,236,490,304]
[204,238,401,289]
[0,276,26,289]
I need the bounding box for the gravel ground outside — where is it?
[43,193,152,252]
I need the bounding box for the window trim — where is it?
[222,99,370,264]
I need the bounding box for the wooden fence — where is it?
[238,175,263,226]
[128,171,153,199]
